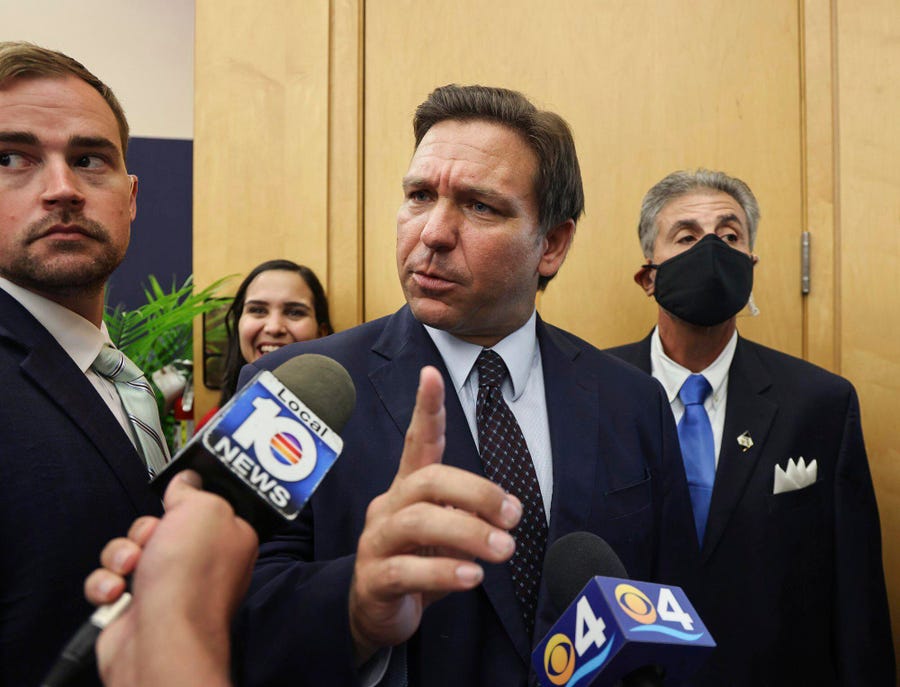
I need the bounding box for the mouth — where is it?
[256,343,285,356]
[411,270,458,293]
[35,224,97,242]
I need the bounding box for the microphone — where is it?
[41,353,356,687]
[151,353,356,538]
[533,532,714,687]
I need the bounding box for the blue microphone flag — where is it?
[533,577,715,687]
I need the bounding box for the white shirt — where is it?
[0,276,135,444]
[424,310,554,520]
[649,327,737,466]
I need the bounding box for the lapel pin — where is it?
[737,431,753,452]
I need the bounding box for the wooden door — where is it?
[835,0,900,663]
[362,0,805,353]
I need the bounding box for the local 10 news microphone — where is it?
[533,532,715,687]
[42,353,356,687]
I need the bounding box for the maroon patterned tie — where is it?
[476,348,548,636]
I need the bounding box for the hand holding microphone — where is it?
[43,354,356,687]
[84,470,256,687]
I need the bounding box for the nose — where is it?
[419,199,459,252]
[263,313,288,336]
[40,159,85,209]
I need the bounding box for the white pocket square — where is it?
[773,457,818,494]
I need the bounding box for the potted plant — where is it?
[104,274,231,449]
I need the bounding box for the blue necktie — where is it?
[677,374,715,544]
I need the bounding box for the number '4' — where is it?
[657,588,694,630]
[574,596,607,655]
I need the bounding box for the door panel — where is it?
[363,0,803,353]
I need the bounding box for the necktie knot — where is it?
[92,344,142,384]
[679,374,711,407]
[476,348,507,388]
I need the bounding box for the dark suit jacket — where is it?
[234,306,696,686]
[606,334,895,686]
[0,289,163,687]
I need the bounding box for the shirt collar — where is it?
[650,326,737,405]
[424,310,538,401]
[0,276,110,372]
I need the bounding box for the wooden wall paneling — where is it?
[328,0,365,332]
[362,0,804,354]
[835,0,900,662]
[193,0,331,416]
[801,0,838,371]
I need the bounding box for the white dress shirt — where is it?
[424,310,554,520]
[649,327,737,466]
[0,276,135,445]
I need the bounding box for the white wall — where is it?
[0,0,193,139]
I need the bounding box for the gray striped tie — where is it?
[92,344,170,477]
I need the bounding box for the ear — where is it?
[634,263,656,296]
[128,174,138,221]
[750,253,759,266]
[537,219,576,280]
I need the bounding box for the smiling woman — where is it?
[198,260,333,429]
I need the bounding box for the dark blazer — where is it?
[606,333,895,686]
[0,289,163,687]
[234,306,695,687]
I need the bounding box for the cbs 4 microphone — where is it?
[42,353,356,687]
[532,532,715,687]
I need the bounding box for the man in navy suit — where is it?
[0,43,163,686]
[234,85,695,686]
[606,169,894,685]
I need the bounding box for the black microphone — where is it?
[544,531,628,614]
[533,532,714,687]
[41,353,356,687]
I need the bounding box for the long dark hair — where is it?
[219,260,333,405]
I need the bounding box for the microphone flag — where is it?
[152,369,343,535]
[533,577,715,687]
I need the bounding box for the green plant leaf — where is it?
[103,273,234,376]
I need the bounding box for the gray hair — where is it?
[638,169,760,258]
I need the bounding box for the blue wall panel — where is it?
[106,137,193,311]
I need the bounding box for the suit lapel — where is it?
[529,321,604,652]
[368,308,531,663]
[0,291,159,515]
[702,338,776,560]
[540,320,600,539]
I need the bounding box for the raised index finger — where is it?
[395,366,446,479]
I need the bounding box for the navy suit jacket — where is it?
[233,306,695,687]
[0,289,163,687]
[606,334,895,686]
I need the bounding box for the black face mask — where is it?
[647,233,754,326]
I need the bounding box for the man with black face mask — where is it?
[607,169,894,686]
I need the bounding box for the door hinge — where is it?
[801,231,810,295]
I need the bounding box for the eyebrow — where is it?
[244,299,311,307]
[401,175,507,201]
[669,213,745,233]
[69,135,120,153]
[0,131,39,145]
[0,131,120,155]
